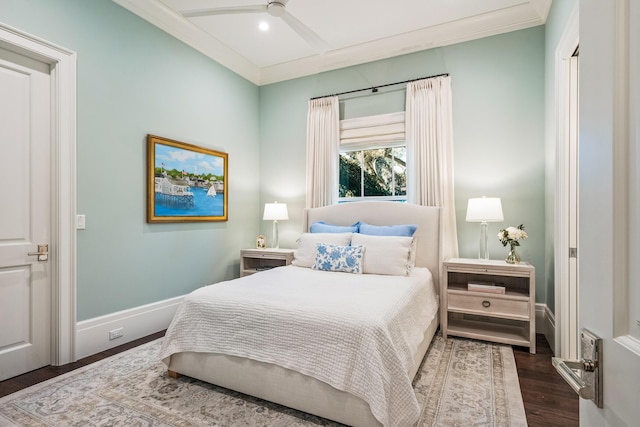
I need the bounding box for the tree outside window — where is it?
[339,146,406,202]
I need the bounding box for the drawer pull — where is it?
[482,300,491,308]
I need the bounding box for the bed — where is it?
[160,201,443,427]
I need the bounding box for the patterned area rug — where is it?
[0,335,527,426]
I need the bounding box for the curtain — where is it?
[406,76,459,259]
[305,96,340,208]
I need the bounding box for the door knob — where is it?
[27,244,49,261]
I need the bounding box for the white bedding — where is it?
[160,265,439,427]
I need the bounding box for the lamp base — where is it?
[478,221,489,260]
[272,220,279,249]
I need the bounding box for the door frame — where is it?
[0,22,77,365]
[554,4,579,359]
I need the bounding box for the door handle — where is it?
[551,358,595,398]
[551,329,603,408]
[27,244,49,261]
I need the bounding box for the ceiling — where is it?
[114,0,551,86]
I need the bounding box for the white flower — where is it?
[498,224,527,247]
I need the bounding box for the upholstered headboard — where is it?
[302,202,443,291]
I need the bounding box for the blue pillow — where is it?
[358,222,418,237]
[312,243,364,274]
[309,221,360,233]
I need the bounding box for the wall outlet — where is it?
[109,327,124,340]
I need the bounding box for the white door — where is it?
[578,0,640,424]
[0,46,52,381]
[567,49,579,360]
[565,50,580,358]
[554,5,580,360]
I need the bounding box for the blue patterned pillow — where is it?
[312,243,364,274]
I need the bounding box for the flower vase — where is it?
[505,245,521,264]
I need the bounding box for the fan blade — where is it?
[181,5,267,18]
[279,9,329,53]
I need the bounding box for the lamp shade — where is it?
[466,197,504,222]
[263,202,289,221]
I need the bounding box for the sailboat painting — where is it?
[147,134,228,223]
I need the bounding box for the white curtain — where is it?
[305,96,340,208]
[406,76,459,259]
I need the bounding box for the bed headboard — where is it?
[302,202,443,291]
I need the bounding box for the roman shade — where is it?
[340,112,405,150]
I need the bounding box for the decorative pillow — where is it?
[351,234,414,276]
[309,221,360,233]
[358,222,418,237]
[292,233,353,268]
[312,243,364,274]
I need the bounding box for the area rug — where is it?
[0,335,527,426]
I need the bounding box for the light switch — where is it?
[76,214,86,230]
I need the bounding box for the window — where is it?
[338,112,406,203]
[339,146,406,202]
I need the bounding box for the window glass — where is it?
[339,146,406,202]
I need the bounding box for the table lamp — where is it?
[466,197,504,260]
[263,202,288,248]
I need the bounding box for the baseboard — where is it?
[75,295,184,360]
[535,303,556,354]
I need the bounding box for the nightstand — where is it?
[240,248,294,277]
[441,258,536,353]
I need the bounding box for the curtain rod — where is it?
[309,72,449,100]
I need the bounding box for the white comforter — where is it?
[159,265,438,427]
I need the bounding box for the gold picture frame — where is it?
[147,134,228,223]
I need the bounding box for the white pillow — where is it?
[351,234,414,276]
[292,232,353,268]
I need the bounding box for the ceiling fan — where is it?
[180,0,329,53]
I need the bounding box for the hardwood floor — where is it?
[1,332,578,426]
[513,334,579,426]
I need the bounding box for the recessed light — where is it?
[259,21,269,31]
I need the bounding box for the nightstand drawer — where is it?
[447,292,529,320]
[244,251,290,260]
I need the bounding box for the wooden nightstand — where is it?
[441,258,536,353]
[240,248,294,277]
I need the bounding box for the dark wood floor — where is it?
[1,332,578,426]
[513,334,579,426]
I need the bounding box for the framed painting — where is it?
[147,134,228,223]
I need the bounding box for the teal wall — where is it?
[259,27,547,302]
[1,0,554,317]
[0,0,261,320]
[543,0,578,315]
